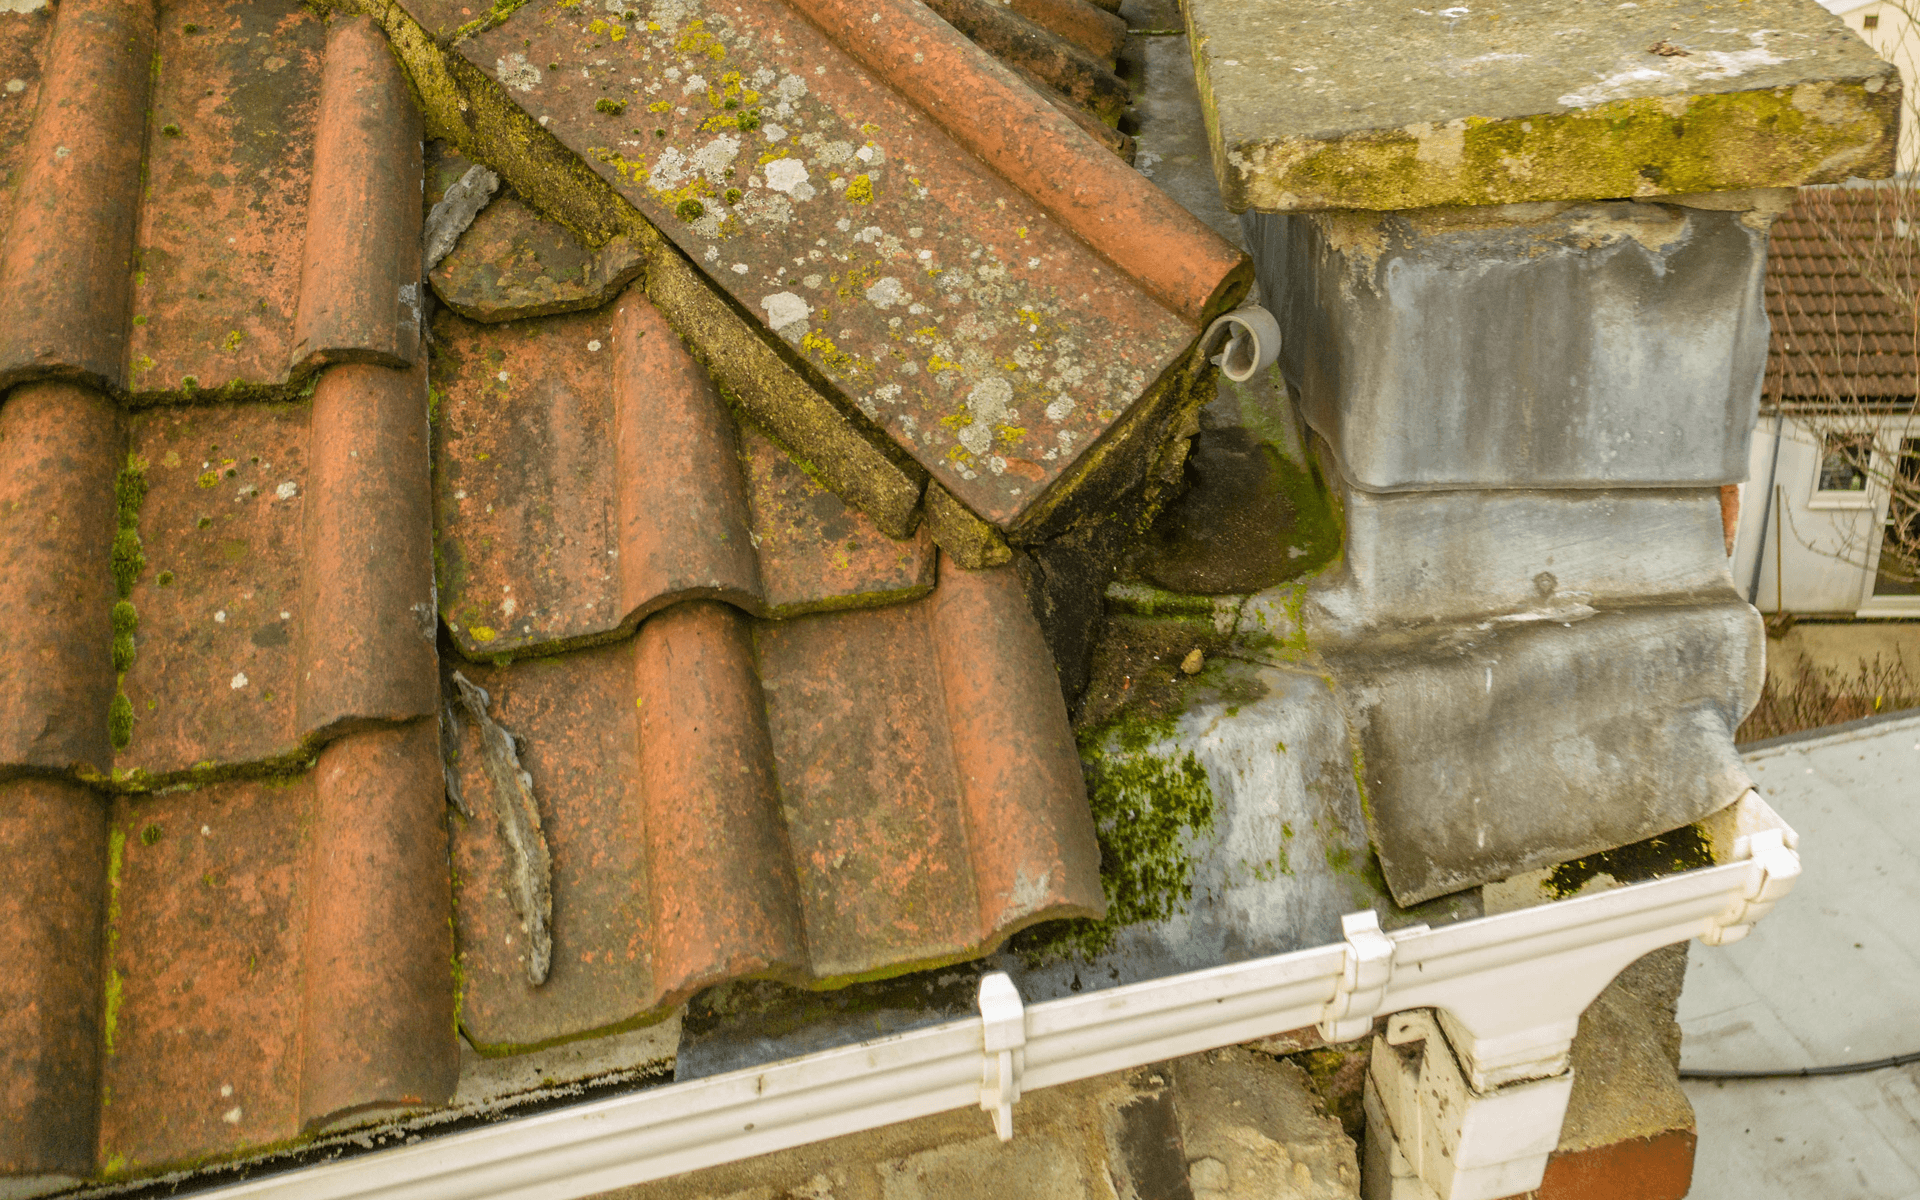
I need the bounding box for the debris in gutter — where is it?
[1647,40,1689,56]
[423,164,503,272]
[1180,648,1204,675]
[451,670,554,986]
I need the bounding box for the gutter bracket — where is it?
[978,972,1027,1142]
[1701,827,1802,945]
[1319,909,1397,1043]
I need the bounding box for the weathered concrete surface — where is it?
[1011,643,1481,1001]
[1174,1050,1360,1199]
[1185,0,1898,212]
[1307,483,1736,641]
[1535,946,1696,1198]
[1250,200,1776,493]
[590,1050,1358,1199]
[1325,596,1763,905]
[1129,32,1247,251]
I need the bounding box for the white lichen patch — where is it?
[495,54,542,92]
[647,145,690,191]
[957,376,1014,457]
[864,276,909,309]
[690,132,741,181]
[764,157,810,197]
[761,291,811,333]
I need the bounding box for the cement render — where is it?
[1250,203,1770,493]
[1308,481,1737,641]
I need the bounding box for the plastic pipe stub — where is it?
[1202,305,1280,382]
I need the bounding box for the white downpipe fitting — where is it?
[196,791,1798,1200]
[1203,305,1281,381]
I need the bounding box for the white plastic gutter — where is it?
[199,790,1799,1200]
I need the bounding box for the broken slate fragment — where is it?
[452,670,553,987]
[422,162,501,271]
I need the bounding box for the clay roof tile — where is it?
[0,0,1121,1175]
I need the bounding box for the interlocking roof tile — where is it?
[362,0,1248,541]
[448,563,1097,1051]
[0,0,1159,1177]
[1765,184,1920,402]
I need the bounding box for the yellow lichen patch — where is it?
[1229,82,1898,212]
[845,173,874,204]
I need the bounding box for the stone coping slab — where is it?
[1186,0,1899,212]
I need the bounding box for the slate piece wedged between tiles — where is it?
[455,0,1198,528]
[431,289,934,661]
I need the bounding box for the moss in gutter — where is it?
[1545,824,1714,897]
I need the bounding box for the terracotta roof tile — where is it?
[432,288,936,660]
[427,146,647,320]
[94,722,454,1170]
[0,0,1120,1175]
[1764,184,1920,401]
[0,0,150,392]
[367,0,1247,538]
[128,1,326,397]
[448,560,1097,1051]
[0,777,106,1177]
[0,382,120,775]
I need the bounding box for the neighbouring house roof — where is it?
[1765,184,1920,404]
[0,0,1248,1181]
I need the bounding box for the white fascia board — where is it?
[194,792,1797,1200]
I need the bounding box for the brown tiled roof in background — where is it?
[1765,183,1920,403]
[0,0,1111,1179]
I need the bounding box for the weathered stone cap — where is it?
[1188,0,1900,212]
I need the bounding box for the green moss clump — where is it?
[108,693,134,750]
[594,97,627,116]
[160,123,181,138]
[111,601,138,673]
[675,198,705,221]
[110,529,145,598]
[736,110,760,131]
[115,457,148,517]
[724,187,742,204]
[1014,712,1217,963]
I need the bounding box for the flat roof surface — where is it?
[1680,710,1920,1198]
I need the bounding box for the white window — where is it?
[1808,432,1877,509]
